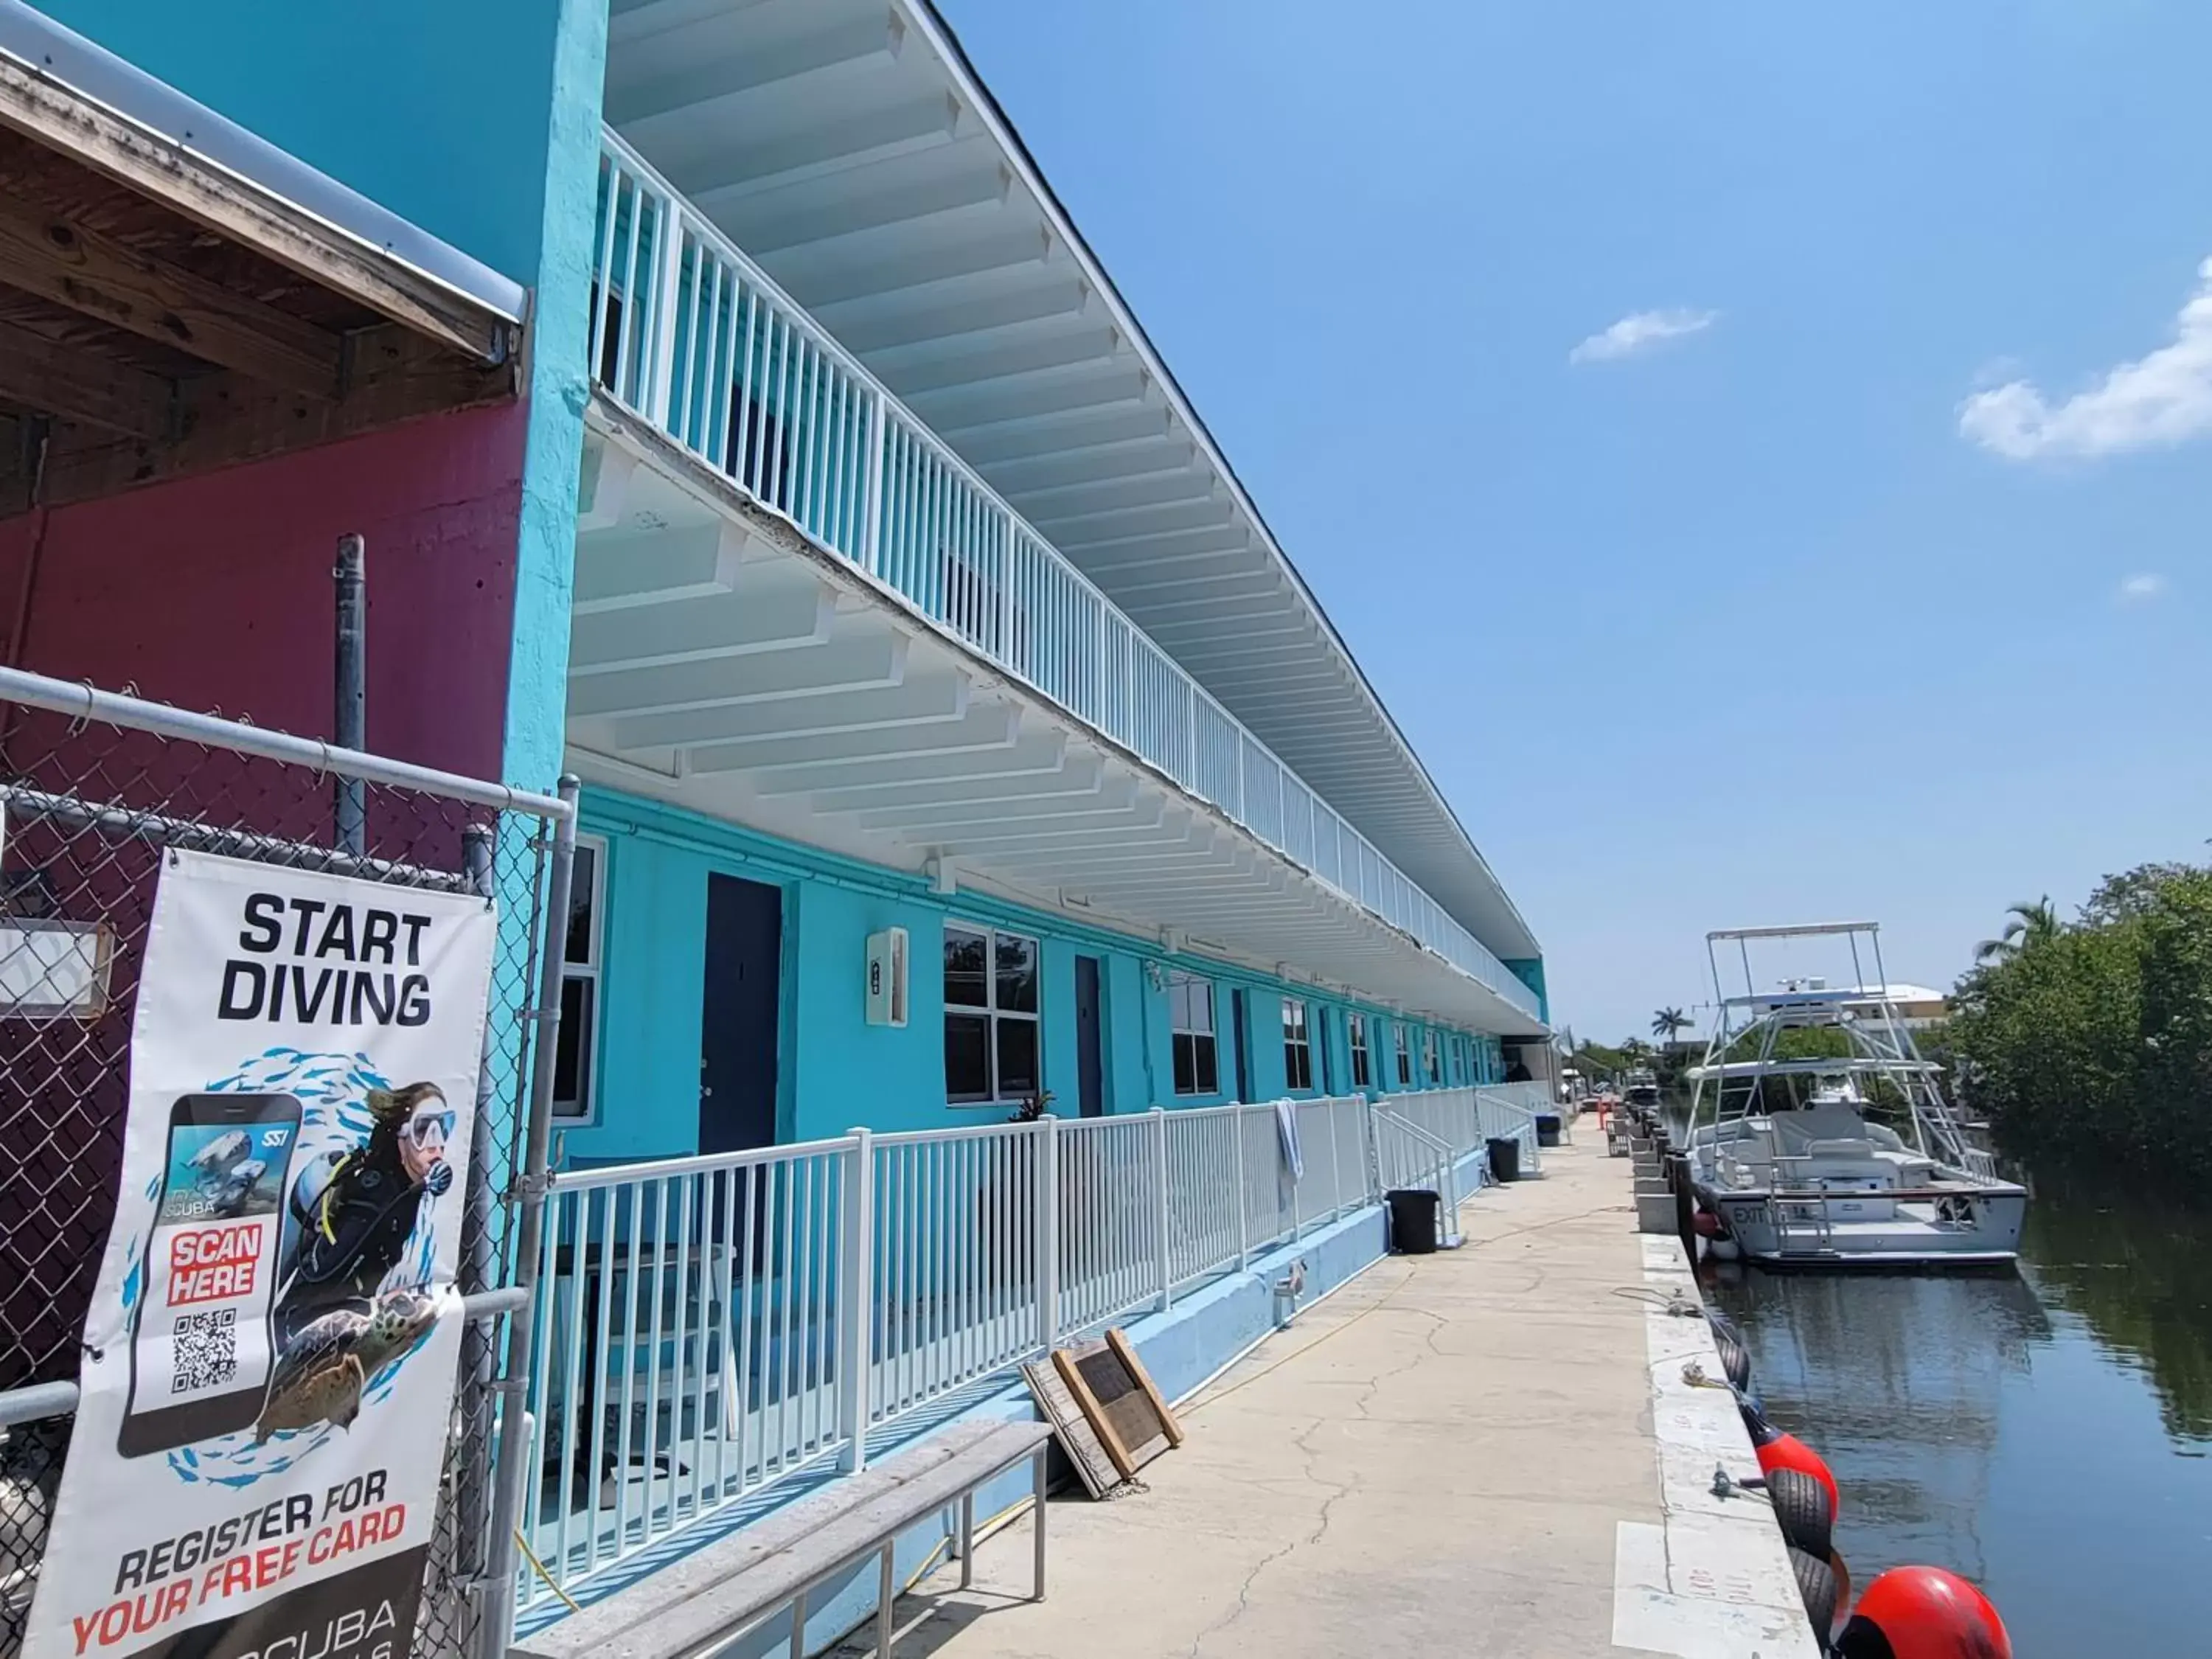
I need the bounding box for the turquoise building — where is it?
[547,0,1551,1166]
[14,0,1548,1163]
[0,1,1555,1649]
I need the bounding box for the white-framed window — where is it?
[1281,998,1312,1092]
[944,923,1040,1103]
[552,834,608,1121]
[1348,1012,1371,1089]
[1423,1028,1441,1087]
[1169,971,1219,1097]
[1395,1023,1413,1087]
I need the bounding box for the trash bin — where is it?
[1536,1113,1562,1147]
[1486,1135,1522,1183]
[1385,1188,1441,1254]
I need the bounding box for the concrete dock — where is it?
[841,1135,1818,1659]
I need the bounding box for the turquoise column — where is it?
[37,0,611,794]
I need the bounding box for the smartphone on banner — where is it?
[117,1093,302,1458]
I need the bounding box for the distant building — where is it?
[1846,983,1949,1031]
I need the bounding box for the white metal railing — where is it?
[1475,1085,1548,1172]
[523,1140,858,1590]
[518,1089,1495,1608]
[588,130,1540,1025]
[1373,1108,1462,1241]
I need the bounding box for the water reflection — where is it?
[1706,1263,2048,1581]
[1701,1172,2212,1650]
[2020,1179,2212,1446]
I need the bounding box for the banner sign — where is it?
[25,851,498,1659]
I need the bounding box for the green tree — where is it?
[1948,863,2212,1184]
[1652,1006,1691,1042]
[1973,897,2062,964]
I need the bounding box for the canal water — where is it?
[1701,1174,2212,1654]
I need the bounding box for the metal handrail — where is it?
[588,127,1537,1023]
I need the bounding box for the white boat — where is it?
[1684,922,2026,1267]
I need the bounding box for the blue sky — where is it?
[940,0,2212,1044]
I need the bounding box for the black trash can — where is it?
[1486,1135,1521,1183]
[1536,1113,1562,1147]
[1385,1188,1441,1254]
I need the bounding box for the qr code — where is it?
[173,1307,238,1393]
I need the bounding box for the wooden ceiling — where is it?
[0,53,522,512]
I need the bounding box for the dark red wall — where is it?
[0,406,531,1390]
[0,403,528,779]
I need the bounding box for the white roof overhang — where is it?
[602,0,1539,962]
[569,401,1547,1037]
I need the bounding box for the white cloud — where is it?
[1960,258,2212,460]
[1568,307,1719,365]
[2116,572,2168,604]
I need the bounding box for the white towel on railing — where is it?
[1273,1098,1304,1181]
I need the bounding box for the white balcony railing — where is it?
[588,130,1540,1023]
[515,1088,1510,1612]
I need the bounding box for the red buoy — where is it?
[1835,1565,2010,1659]
[1756,1431,1840,1522]
[1691,1208,1725,1238]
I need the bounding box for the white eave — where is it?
[602,0,1540,962]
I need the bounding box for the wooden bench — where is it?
[511,1419,1053,1659]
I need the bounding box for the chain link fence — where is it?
[0,667,574,1659]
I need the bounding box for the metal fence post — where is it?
[333,534,366,855]
[452,825,501,1620]
[838,1128,873,1473]
[1318,1106,1336,1221]
[1233,1107,1250,1270]
[1151,1107,1172,1312]
[479,774,581,1659]
[1035,1116,1060,1349]
[859,389,886,576]
[647,191,685,425]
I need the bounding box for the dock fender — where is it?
[1834,1565,2011,1658]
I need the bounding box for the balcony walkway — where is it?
[835,1138,1707,1659]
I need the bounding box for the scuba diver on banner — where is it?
[274,1082,455,1349]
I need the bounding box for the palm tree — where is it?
[1974,897,2061,964]
[1651,1006,1691,1043]
[1617,1037,1653,1064]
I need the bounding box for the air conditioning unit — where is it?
[865,927,908,1027]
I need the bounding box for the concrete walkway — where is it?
[852,1135,1682,1659]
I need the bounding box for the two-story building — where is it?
[0,1,1555,1651]
[551,0,1548,1168]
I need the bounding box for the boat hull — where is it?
[1704,1185,2027,1268]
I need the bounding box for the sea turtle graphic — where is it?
[254,1287,438,1444]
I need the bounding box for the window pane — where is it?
[995,933,1039,1014]
[997,1017,1039,1097]
[1173,1032,1197,1096]
[945,927,989,1009]
[945,1012,991,1100]
[564,844,598,966]
[1189,979,1214,1035]
[1194,1034,1218,1096]
[1352,1048,1370,1088]
[553,974,594,1116]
